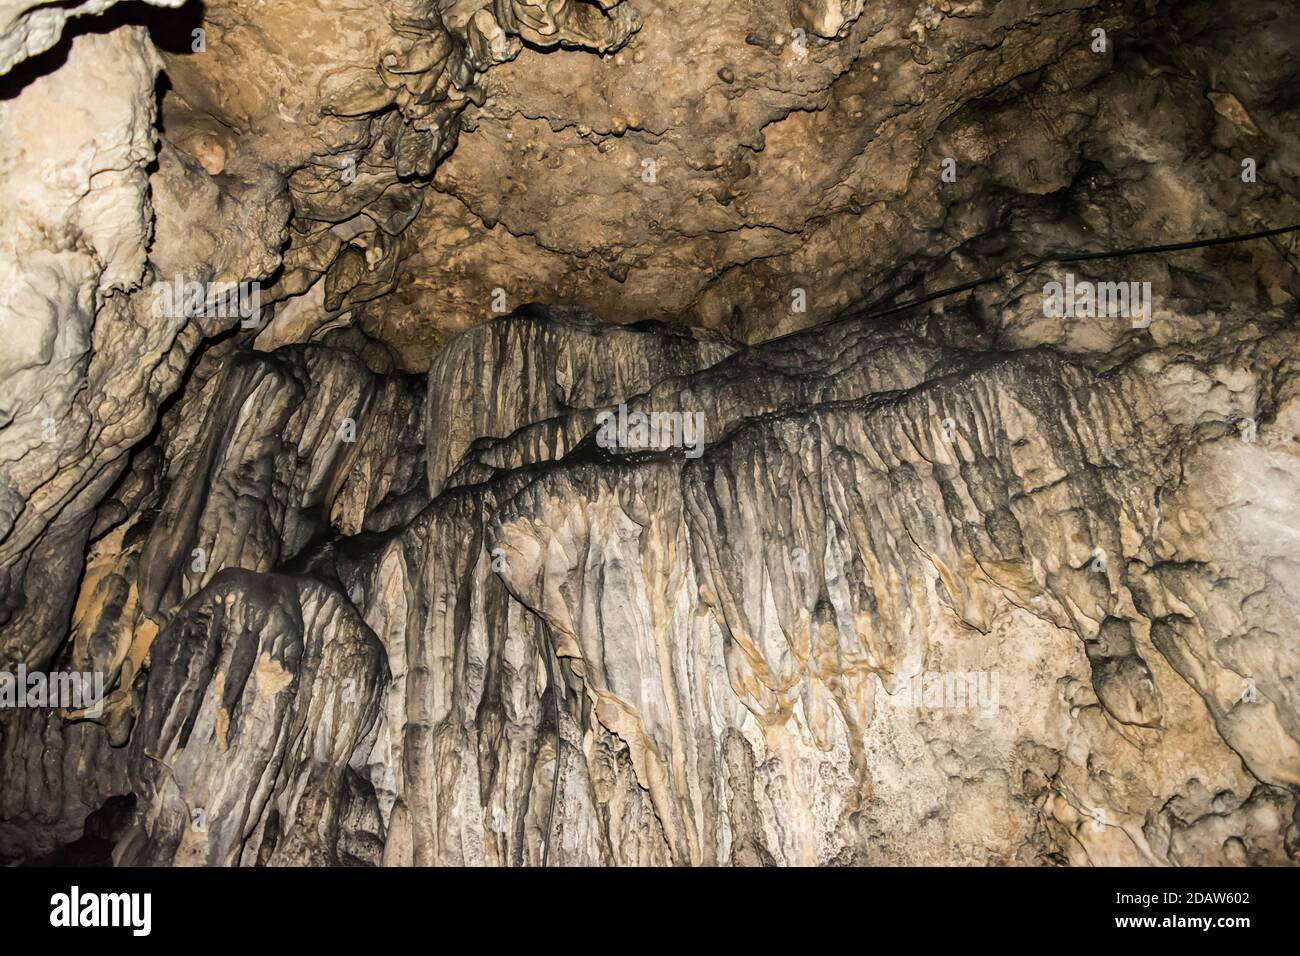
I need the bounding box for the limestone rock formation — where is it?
[1,0,1299,868]
[0,0,181,73]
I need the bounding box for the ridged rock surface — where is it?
[5,298,1297,866]
[1,0,1299,867]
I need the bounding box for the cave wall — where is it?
[0,0,1298,865]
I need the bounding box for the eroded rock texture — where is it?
[1,0,1299,866]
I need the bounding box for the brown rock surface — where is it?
[1,0,1298,867]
